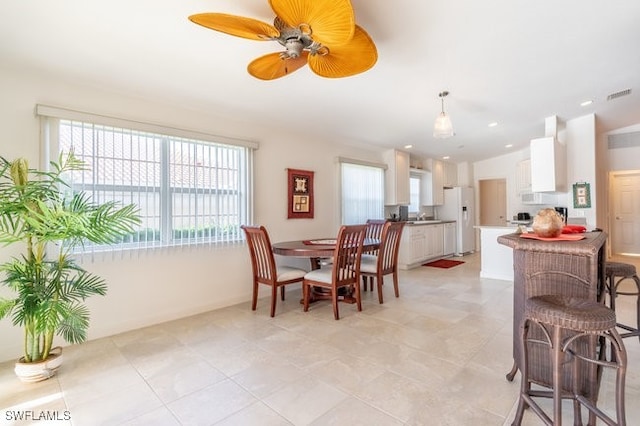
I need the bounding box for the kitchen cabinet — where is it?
[384,149,410,205]
[443,162,458,188]
[421,159,444,206]
[399,225,427,267]
[530,136,566,192]
[516,159,531,193]
[398,223,446,269]
[426,224,444,259]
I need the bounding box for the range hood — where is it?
[530,116,566,193]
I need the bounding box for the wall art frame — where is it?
[287,168,314,219]
[573,182,591,208]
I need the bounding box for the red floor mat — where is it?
[423,259,465,269]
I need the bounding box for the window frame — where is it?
[37,105,256,252]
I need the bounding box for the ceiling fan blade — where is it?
[269,0,355,46]
[308,25,377,78]
[189,13,279,40]
[248,51,309,80]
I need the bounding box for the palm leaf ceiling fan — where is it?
[189,0,377,80]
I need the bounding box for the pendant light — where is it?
[433,91,454,139]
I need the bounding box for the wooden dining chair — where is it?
[302,224,367,320]
[360,221,405,303]
[363,219,387,290]
[241,225,307,317]
[365,219,386,251]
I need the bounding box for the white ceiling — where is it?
[2,0,640,163]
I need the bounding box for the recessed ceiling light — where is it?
[404,144,413,149]
[580,100,593,107]
[488,122,498,127]
[505,144,513,148]
[443,156,450,160]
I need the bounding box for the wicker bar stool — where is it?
[604,261,640,341]
[512,295,627,426]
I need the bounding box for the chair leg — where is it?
[332,288,340,320]
[280,285,285,301]
[376,276,384,304]
[362,276,367,291]
[392,271,400,298]
[270,285,277,317]
[252,281,258,311]
[303,284,310,312]
[355,282,363,312]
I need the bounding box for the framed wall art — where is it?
[287,168,314,219]
[572,182,591,208]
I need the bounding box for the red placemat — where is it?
[302,239,337,245]
[562,225,587,234]
[520,232,585,241]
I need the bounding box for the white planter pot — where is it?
[14,346,63,383]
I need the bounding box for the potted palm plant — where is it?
[0,153,140,382]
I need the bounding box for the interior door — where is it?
[479,179,507,226]
[610,171,640,255]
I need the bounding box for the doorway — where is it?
[479,179,507,226]
[610,170,640,256]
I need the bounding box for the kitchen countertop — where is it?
[402,220,456,226]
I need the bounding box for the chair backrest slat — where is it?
[332,224,367,286]
[365,219,386,255]
[241,225,277,284]
[379,221,405,272]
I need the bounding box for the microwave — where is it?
[520,191,557,205]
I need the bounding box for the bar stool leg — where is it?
[571,348,582,426]
[552,325,563,426]
[512,320,530,425]
[614,331,628,426]
[608,273,617,312]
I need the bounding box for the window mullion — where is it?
[161,138,171,245]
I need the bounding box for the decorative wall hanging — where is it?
[287,168,314,219]
[573,182,591,208]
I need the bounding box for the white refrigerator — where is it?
[439,187,475,256]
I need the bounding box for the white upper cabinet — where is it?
[530,136,566,192]
[443,162,458,188]
[516,159,532,193]
[384,149,410,205]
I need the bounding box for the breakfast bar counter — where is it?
[497,231,607,398]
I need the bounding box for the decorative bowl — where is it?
[532,208,564,238]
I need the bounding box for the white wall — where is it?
[563,114,597,227]
[606,124,640,171]
[0,65,385,362]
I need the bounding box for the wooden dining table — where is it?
[272,238,380,303]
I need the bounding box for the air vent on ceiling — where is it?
[607,88,632,101]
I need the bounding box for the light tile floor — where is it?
[1,252,639,425]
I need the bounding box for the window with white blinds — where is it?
[340,160,385,225]
[37,106,255,253]
[409,175,421,213]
